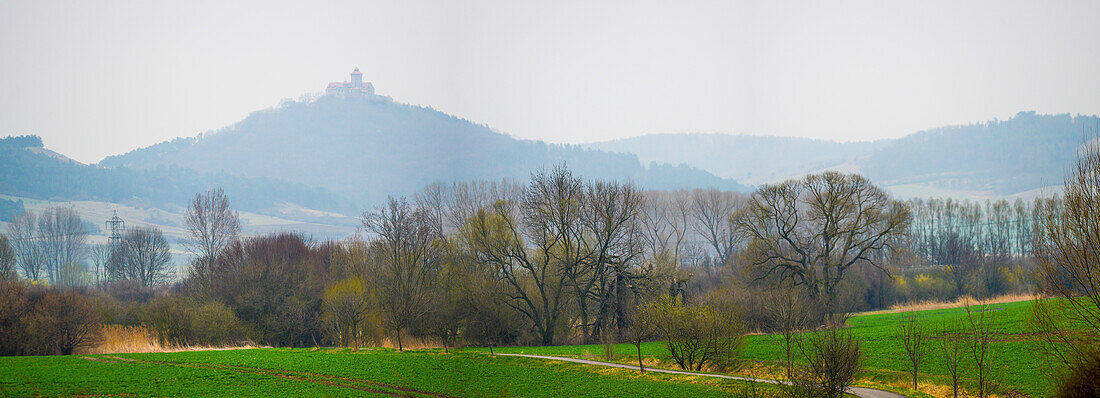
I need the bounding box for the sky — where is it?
[2,0,1099,164]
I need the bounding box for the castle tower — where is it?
[350,68,363,88]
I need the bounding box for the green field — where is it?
[0,300,1066,397]
[485,300,1057,397]
[0,348,784,397]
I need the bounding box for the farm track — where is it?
[500,353,909,398]
[81,356,451,398]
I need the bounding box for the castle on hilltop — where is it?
[325,68,375,96]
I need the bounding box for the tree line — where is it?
[4,159,1098,396]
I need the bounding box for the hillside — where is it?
[101,95,748,204]
[588,111,1095,197]
[585,134,887,184]
[0,135,354,216]
[856,111,1097,195]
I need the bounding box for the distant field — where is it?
[485,299,1057,397]
[0,348,782,397]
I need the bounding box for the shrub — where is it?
[141,296,247,347]
[791,328,863,398]
[105,279,157,303]
[0,280,101,355]
[649,296,744,371]
[199,233,327,347]
[1056,350,1100,398]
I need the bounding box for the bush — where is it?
[0,280,101,355]
[648,296,744,371]
[790,328,863,398]
[105,279,158,303]
[27,290,101,354]
[141,296,247,347]
[199,233,327,347]
[1057,350,1100,398]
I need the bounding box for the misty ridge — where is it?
[0,89,1092,227]
[97,93,747,208]
[589,111,1096,196]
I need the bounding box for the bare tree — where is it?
[460,167,588,345]
[113,226,172,286]
[897,313,929,390]
[88,244,111,286]
[362,197,439,351]
[690,189,746,268]
[37,207,89,286]
[768,279,811,379]
[1033,139,1100,380]
[938,318,965,398]
[735,171,910,320]
[584,180,646,343]
[793,327,863,398]
[626,302,657,372]
[965,300,997,398]
[0,234,15,280]
[184,187,241,292]
[638,190,693,299]
[6,212,44,281]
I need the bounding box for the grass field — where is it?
[484,299,1057,397]
[0,299,1065,397]
[0,347,784,397]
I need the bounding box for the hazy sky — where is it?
[2,0,1099,164]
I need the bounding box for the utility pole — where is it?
[103,211,124,284]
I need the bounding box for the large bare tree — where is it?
[460,167,589,345]
[735,171,910,320]
[582,180,646,342]
[362,197,439,351]
[184,187,241,292]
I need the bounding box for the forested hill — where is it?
[585,134,888,184]
[588,111,1097,197]
[856,111,1098,195]
[100,95,748,204]
[0,135,352,214]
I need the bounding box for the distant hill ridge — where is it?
[0,135,352,215]
[101,95,749,204]
[587,111,1097,197]
[585,133,889,184]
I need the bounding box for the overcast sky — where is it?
[2,0,1099,164]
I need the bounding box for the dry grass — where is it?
[77,324,261,355]
[856,293,1035,316]
[376,336,439,350]
[872,376,1017,398]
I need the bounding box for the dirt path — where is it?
[82,356,450,397]
[499,353,908,398]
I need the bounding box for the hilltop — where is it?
[101,95,748,204]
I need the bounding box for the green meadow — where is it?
[0,299,1067,397]
[0,348,782,397]
[486,299,1056,397]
